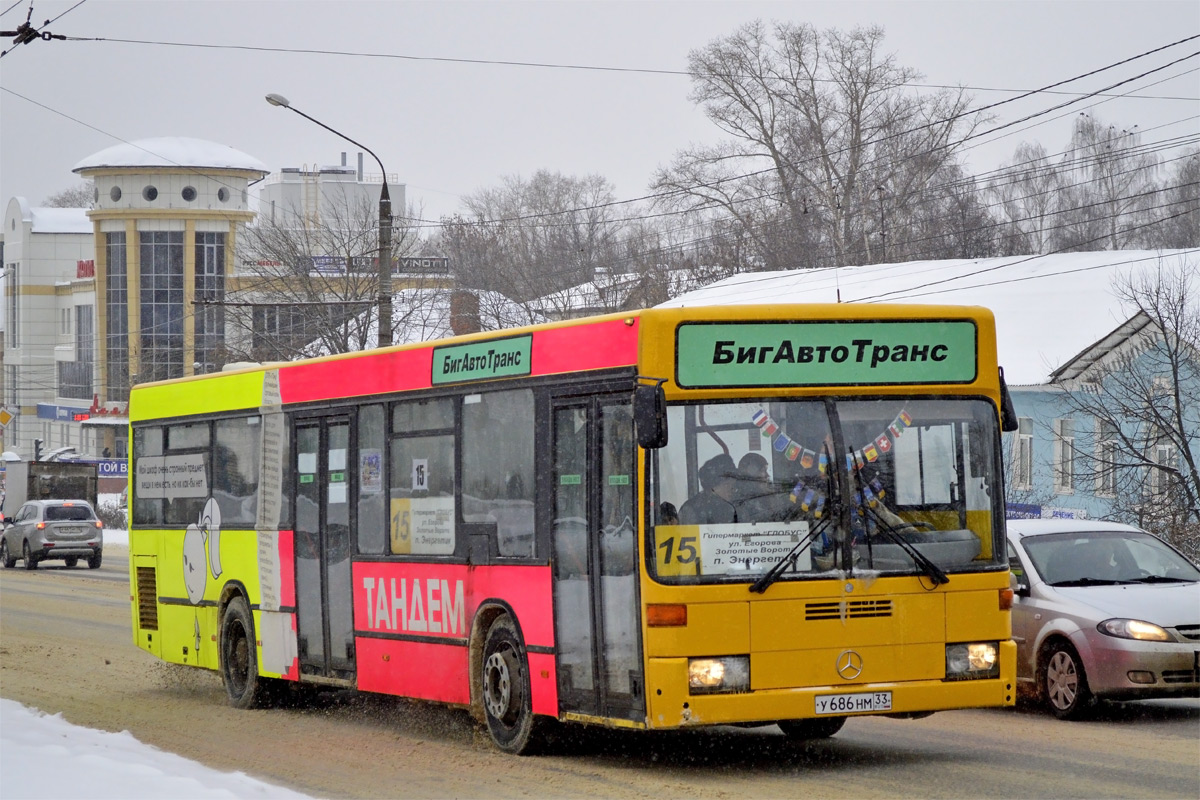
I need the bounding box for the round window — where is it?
[142,185,158,201]
[110,186,122,202]
[181,186,197,202]
[93,187,100,203]
[217,187,229,203]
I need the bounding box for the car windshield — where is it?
[1022,530,1200,586]
[45,505,95,522]
[648,397,1007,585]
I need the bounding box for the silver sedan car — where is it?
[1006,519,1199,719]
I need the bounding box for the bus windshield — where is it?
[649,397,1006,584]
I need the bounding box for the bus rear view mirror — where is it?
[634,379,668,449]
[998,367,1018,432]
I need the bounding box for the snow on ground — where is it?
[0,700,315,800]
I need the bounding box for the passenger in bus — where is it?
[733,453,778,522]
[659,501,679,525]
[679,454,738,525]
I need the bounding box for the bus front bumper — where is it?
[644,641,1016,729]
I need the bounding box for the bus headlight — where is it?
[688,656,750,694]
[945,642,999,680]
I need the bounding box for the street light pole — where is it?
[265,93,393,348]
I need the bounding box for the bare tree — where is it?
[439,170,625,306]
[1149,146,1200,249]
[230,193,436,359]
[1058,259,1200,557]
[987,142,1062,255]
[1053,114,1160,252]
[42,181,93,208]
[651,21,984,270]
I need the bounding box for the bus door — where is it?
[551,393,644,722]
[294,414,356,682]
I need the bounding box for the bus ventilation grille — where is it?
[136,567,159,630]
[806,600,893,620]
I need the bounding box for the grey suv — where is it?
[1,500,103,569]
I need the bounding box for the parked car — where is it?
[1,499,103,570]
[1006,519,1199,719]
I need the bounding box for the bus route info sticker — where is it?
[654,521,810,577]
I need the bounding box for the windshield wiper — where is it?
[1128,575,1196,584]
[1048,577,1126,587]
[861,505,950,586]
[749,518,829,594]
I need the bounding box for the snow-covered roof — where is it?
[72,137,267,175]
[29,206,92,234]
[657,250,1198,386]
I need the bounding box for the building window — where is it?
[217,188,229,203]
[1053,418,1075,493]
[140,231,185,383]
[181,186,197,202]
[110,186,122,202]
[106,233,129,401]
[251,304,309,358]
[1013,417,1033,490]
[1095,420,1118,496]
[59,305,95,400]
[194,232,225,373]
[1149,442,1176,499]
[142,185,158,202]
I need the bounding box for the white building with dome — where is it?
[2,137,267,467]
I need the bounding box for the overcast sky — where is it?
[1,0,1197,224]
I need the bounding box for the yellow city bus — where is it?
[128,303,1016,753]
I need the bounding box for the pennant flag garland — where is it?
[789,479,806,503]
[800,449,815,468]
[763,421,779,437]
[786,441,801,461]
[899,410,913,426]
[774,434,791,453]
[888,422,904,439]
[864,442,879,462]
[875,434,892,454]
[752,409,769,428]
[818,452,828,474]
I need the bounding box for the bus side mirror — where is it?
[998,367,1018,433]
[634,379,668,449]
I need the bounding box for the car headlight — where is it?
[688,656,750,694]
[945,642,999,680]
[1098,618,1171,641]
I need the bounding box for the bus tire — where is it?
[778,717,847,739]
[220,597,272,709]
[481,615,542,755]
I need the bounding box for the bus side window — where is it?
[357,404,387,555]
[462,389,535,559]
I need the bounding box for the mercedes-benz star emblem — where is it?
[836,649,864,680]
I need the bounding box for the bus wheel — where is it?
[481,616,541,754]
[220,597,270,709]
[778,717,847,739]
